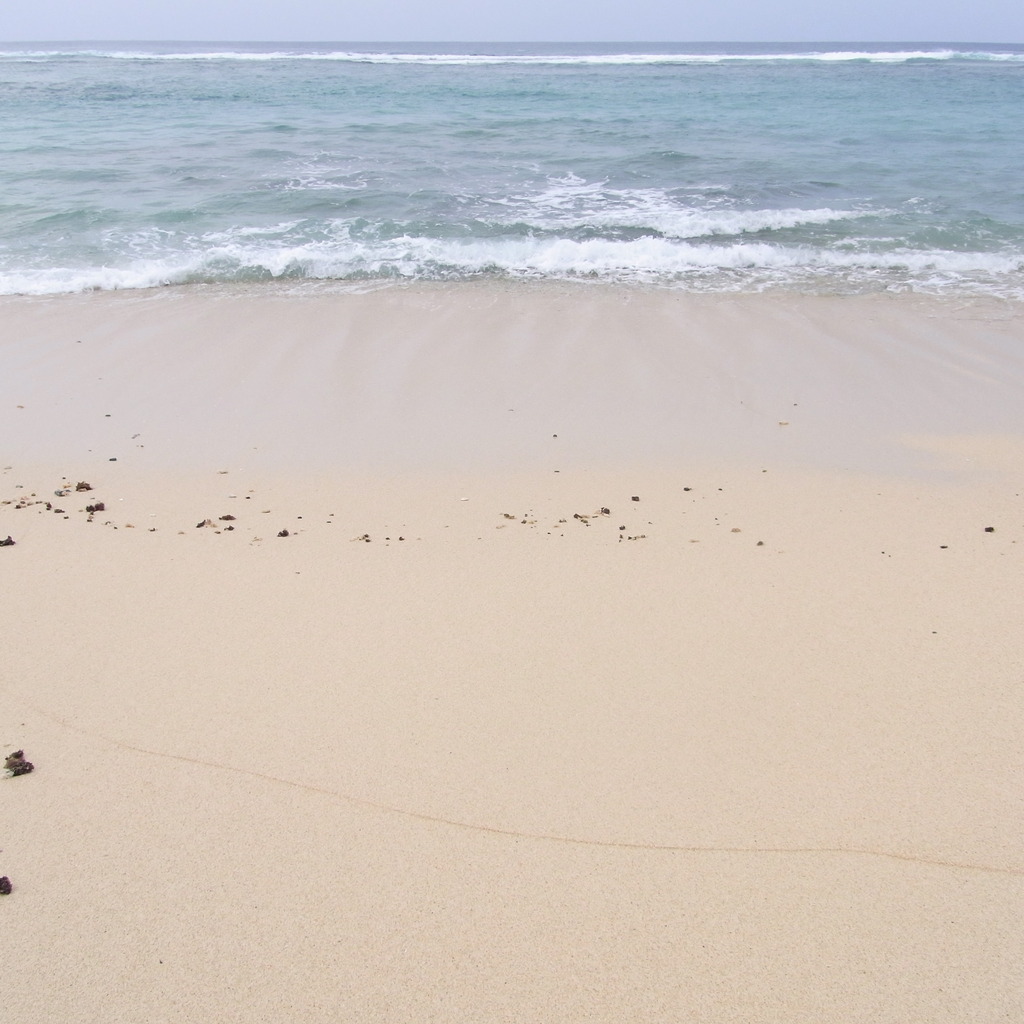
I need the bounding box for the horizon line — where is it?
[2,38,1021,46]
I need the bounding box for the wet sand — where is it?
[2,283,1022,1022]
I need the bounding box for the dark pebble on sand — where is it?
[219,514,236,521]
[4,750,33,776]
[76,481,93,491]
[277,529,290,537]
[86,503,105,513]
[984,526,995,532]
[0,877,11,895]
[631,496,640,501]
[0,536,14,547]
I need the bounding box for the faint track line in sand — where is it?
[16,695,1024,878]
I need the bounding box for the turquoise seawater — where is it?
[1,42,1023,295]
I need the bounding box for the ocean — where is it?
[1,41,1023,297]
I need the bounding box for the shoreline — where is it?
[3,281,1023,1021]
[3,280,1024,476]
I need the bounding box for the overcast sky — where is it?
[2,0,1021,44]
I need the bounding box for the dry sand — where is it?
[1,282,1022,1022]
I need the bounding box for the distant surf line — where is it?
[3,47,1024,65]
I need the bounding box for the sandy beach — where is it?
[2,283,1022,1022]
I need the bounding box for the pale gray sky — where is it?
[2,0,1021,43]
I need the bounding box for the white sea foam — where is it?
[496,179,877,238]
[2,48,1022,65]
[3,231,1021,298]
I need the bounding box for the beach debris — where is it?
[600,507,610,515]
[218,514,236,521]
[631,495,640,501]
[75,481,93,491]
[351,533,371,542]
[984,526,995,532]
[196,519,215,528]
[4,750,34,777]
[85,502,105,513]
[0,536,15,547]
[0,877,11,895]
[54,487,70,497]
[52,508,65,514]
[277,529,290,537]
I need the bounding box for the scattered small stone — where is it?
[52,508,65,514]
[756,541,764,546]
[219,514,236,521]
[631,496,640,501]
[0,536,15,547]
[196,519,214,528]
[0,877,11,895]
[85,503,105,513]
[277,529,290,537]
[984,526,995,533]
[54,488,70,497]
[108,458,117,462]
[619,525,626,530]
[4,750,34,776]
[600,507,610,515]
[731,527,741,533]
[75,481,93,491]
